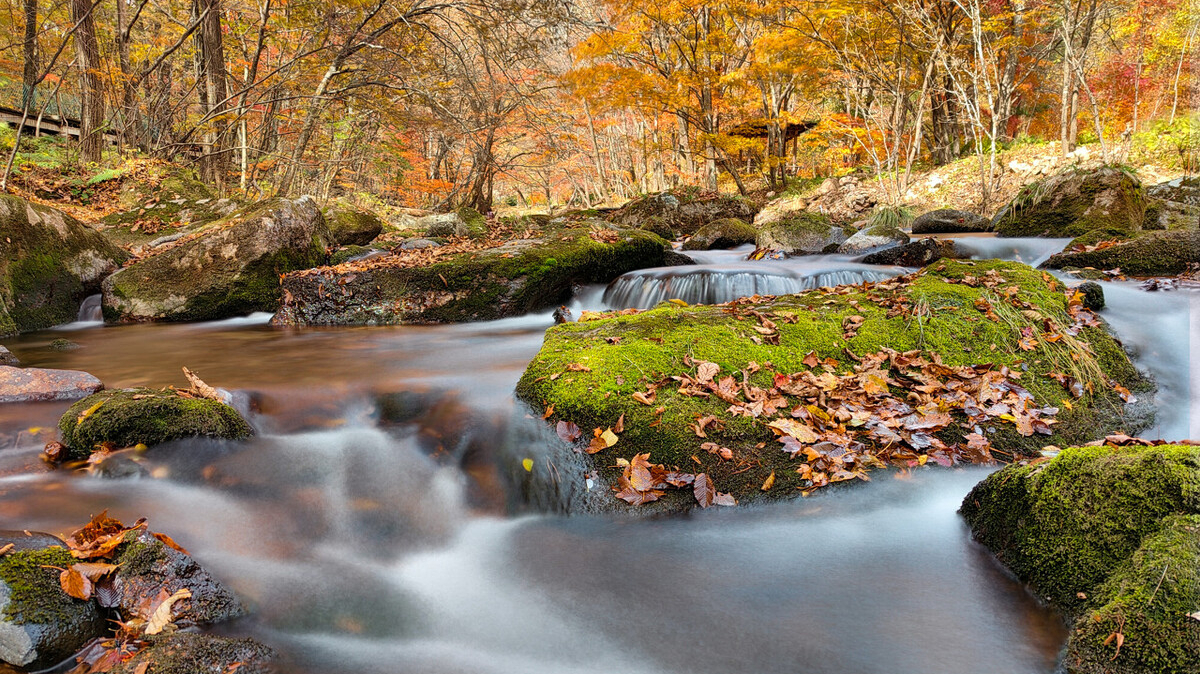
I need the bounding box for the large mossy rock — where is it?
[755,212,847,254]
[836,223,909,255]
[993,166,1147,238]
[110,529,245,627]
[0,195,129,336]
[101,196,332,322]
[961,444,1200,673]
[514,260,1150,514]
[273,228,669,326]
[0,543,107,670]
[58,388,253,458]
[682,218,756,250]
[322,200,384,246]
[1043,231,1200,276]
[608,191,758,235]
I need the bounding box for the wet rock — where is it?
[682,218,756,251]
[961,444,1200,674]
[0,531,67,554]
[1042,231,1200,276]
[399,238,441,250]
[860,238,959,267]
[58,388,253,458]
[910,209,990,234]
[47,338,80,351]
[109,529,245,627]
[323,200,384,246]
[637,216,677,241]
[1078,281,1105,310]
[0,195,129,337]
[836,224,909,255]
[755,213,847,255]
[273,228,669,326]
[0,366,103,403]
[0,544,108,670]
[110,633,273,674]
[1144,177,1200,230]
[0,347,17,366]
[607,191,758,235]
[662,250,697,266]
[515,260,1149,515]
[101,196,333,322]
[992,166,1147,238]
[552,305,573,324]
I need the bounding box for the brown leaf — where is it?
[541,404,555,420]
[696,361,720,384]
[802,351,820,368]
[632,390,656,405]
[182,367,223,402]
[151,532,191,556]
[614,414,625,434]
[555,421,582,443]
[59,567,93,600]
[565,363,592,372]
[694,472,716,508]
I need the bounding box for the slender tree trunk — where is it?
[22,0,37,110]
[71,0,104,164]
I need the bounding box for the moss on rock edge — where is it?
[960,444,1200,674]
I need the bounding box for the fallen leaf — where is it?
[761,472,776,491]
[556,420,582,443]
[145,588,192,635]
[521,458,534,472]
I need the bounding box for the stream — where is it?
[0,235,1194,673]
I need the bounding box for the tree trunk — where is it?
[21,0,37,110]
[70,0,104,164]
[193,0,229,187]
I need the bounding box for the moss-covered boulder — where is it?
[836,223,909,255]
[0,195,129,336]
[1043,231,1200,276]
[682,218,757,250]
[417,208,487,239]
[58,388,253,458]
[961,444,1200,673]
[110,633,273,674]
[514,260,1150,514]
[95,165,240,251]
[637,216,677,241]
[993,166,1147,238]
[322,200,384,246]
[273,228,669,326]
[110,529,245,627]
[911,209,991,234]
[608,191,758,235]
[101,196,332,322]
[1144,177,1200,231]
[755,213,847,254]
[0,543,107,670]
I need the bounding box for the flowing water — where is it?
[0,236,1195,673]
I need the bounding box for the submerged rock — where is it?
[101,196,332,322]
[1042,231,1200,277]
[961,444,1200,673]
[323,200,384,246]
[910,209,990,234]
[0,347,18,366]
[608,191,757,236]
[0,543,107,670]
[110,633,273,674]
[273,228,669,326]
[836,223,909,255]
[860,238,959,267]
[682,218,756,250]
[58,388,253,458]
[1078,281,1105,310]
[0,366,103,403]
[992,166,1147,238]
[514,260,1149,514]
[0,195,129,336]
[755,213,847,255]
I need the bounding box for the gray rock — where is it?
[399,238,442,250]
[419,213,469,238]
[0,366,103,403]
[0,347,17,366]
[756,213,847,255]
[911,209,991,234]
[837,224,909,255]
[0,542,108,670]
[1145,177,1200,230]
[102,196,333,322]
[861,238,960,267]
[323,201,385,246]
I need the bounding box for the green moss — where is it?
[110,633,274,674]
[116,537,168,576]
[682,218,756,250]
[1066,227,1140,249]
[517,260,1148,501]
[995,167,1147,238]
[58,388,254,458]
[639,216,676,241]
[0,546,81,624]
[456,207,487,238]
[323,202,384,246]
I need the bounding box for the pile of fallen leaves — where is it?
[18,512,197,673]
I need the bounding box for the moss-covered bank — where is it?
[58,388,253,458]
[515,260,1151,512]
[274,228,670,325]
[961,444,1200,673]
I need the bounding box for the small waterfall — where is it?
[76,294,103,323]
[603,259,901,310]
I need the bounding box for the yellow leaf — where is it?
[668,299,689,307]
[521,458,534,472]
[600,428,619,447]
[761,471,776,491]
[76,401,105,426]
[145,588,191,635]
